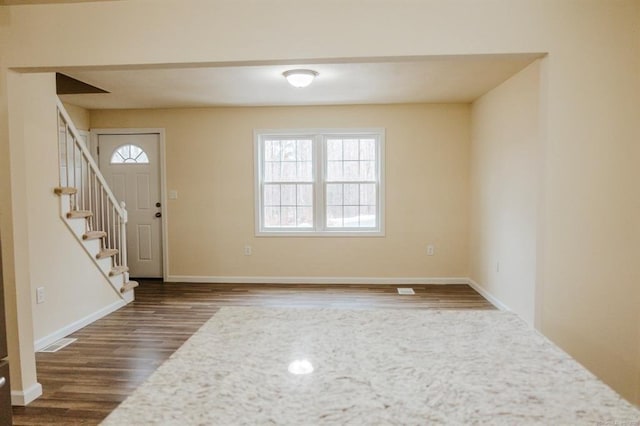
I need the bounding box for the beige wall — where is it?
[62,102,90,131]
[25,76,123,344]
[536,9,639,403]
[470,60,541,326]
[91,104,471,279]
[1,0,639,404]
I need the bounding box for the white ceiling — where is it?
[59,54,543,110]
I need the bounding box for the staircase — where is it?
[54,100,138,301]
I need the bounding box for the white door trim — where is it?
[91,128,169,280]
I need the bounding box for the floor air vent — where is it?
[39,338,77,353]
[397,288,415,295]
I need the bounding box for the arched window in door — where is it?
[110,144,149,164]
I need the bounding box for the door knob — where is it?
[0,376,6,388]
[155,212,162,218]
[155,202,161,207]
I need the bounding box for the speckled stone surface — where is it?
[101,308,640,425]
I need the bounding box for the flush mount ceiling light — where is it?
[283,69,318,88]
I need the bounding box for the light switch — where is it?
[169,190,178,200]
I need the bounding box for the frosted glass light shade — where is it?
[283,69,318,88]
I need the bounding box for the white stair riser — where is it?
[122,289,135,304]
[109,274,125,289]
[67,217,87,238]
[96,256,113,275]
[59,194,72,216]
[82,238,101,257]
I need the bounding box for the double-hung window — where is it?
[255,129,384,236]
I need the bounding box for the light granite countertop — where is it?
[102,307,640,425]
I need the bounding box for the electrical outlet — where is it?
[427,245,435,256]
[244,245,252,256]
[36,287,45,304]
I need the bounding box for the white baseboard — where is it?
[34,299,126,352]
[11,382,43,406]
[466,278,511,311]
[165,275,469,285]
[165,276,510,311]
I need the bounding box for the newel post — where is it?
[120,201,129,282]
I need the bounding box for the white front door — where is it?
[98,133,163,278]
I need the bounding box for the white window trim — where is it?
[254,128,385,237]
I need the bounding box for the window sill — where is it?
[256,230,385,238]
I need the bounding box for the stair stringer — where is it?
[57,193,135,303]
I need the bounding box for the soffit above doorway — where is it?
[55,54,544,109]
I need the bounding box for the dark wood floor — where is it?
[11,281,493,425]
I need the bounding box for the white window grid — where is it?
[255,129,385,236]
[322,135,380,231]
[262,137,315,229]
[110,144,150,164]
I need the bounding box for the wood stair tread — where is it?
[83,231,107,240]
[54,187,78,195]
[120,281,139,293]
[109,265,129,277]
[67,210,93,219]
[96,248,118,259]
